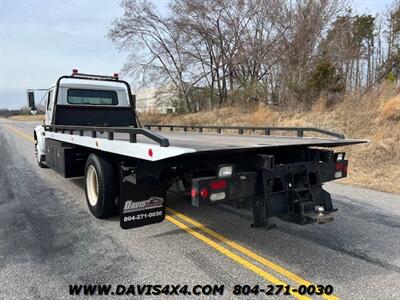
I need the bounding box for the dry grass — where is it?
[140,84,400,194]
[378,94,400,122]
[8,115,44,121]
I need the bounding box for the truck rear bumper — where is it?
[190,151,344,227]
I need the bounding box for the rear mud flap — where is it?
[119,176,166,230]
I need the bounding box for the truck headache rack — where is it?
[43,125,170,147]
[144,124,345,139]
[52,69,138,126]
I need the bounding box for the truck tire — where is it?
[35,142,47,168]
[34,133,47,168]
[84,154,117,218]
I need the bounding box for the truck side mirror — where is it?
[27,90,37,113]
[131,94,136,110]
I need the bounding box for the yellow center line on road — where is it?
[167,205,339,300]
[166,215,310,300]
[4,124,35,142]
[4,124,332,299]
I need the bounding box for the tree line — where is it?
[0,108,31,117]
[109,0,400,112]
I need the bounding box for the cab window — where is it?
[47,90,53,111]
[67,89,118,105]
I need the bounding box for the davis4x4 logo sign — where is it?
[120,196,166,230]
[123,197,164,214]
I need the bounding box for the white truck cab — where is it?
[29,70,134,167]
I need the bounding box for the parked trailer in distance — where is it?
[28,70,367,230]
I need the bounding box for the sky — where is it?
[0,0,394,109]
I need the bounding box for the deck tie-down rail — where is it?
[143,124,345,139]
[43,125,170,147]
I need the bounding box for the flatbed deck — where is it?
[133,130,366,152]
[44,124,367,161]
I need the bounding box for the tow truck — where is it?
[27,70,366,230]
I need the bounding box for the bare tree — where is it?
[109,0,199,111]
[109,0,400,112]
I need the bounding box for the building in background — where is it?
[134,86,177,114]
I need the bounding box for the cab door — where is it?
[44,88,54,125]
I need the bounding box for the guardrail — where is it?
[143,124,345,139]
[43,125,170,147]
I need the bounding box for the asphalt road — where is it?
[1,118,400,299]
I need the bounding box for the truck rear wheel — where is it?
[84,154,117,218]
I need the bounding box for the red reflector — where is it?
[72,69,78,74]
[335,162,347,173]
[113,73,119,78]
[200,187,209,199]
[191,187,198,198]
[148,148,153,157]
[210,179,226,190]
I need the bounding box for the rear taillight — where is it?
[200,187,209,199]
[191,187,198,198]
[335,161,348,178]
[210,179,226,190]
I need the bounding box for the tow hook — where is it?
[314,205,334,224]
[315,205,325,215]
[303,206,334,224]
